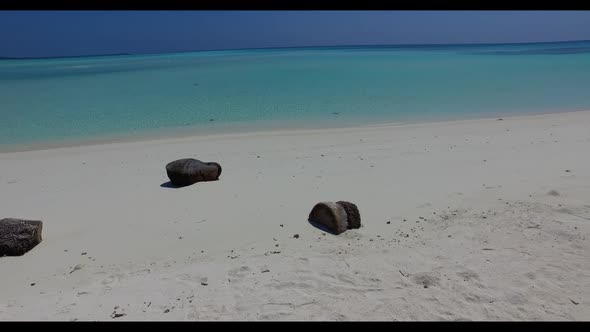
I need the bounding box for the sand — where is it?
[0,111,589,321]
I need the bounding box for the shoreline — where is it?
[2,108,589,154]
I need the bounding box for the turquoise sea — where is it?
[1,40,590,149]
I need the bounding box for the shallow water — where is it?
[1,40,589,148]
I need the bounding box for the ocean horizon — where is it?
[2,40,590,149]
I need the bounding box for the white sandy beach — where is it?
[0,110,589,321]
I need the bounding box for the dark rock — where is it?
[308,202,347,235]
[337,201,361,229]
[308,201,361,235]
[293,234,299,239]
[0,218,43,257]
[165,158,222,187]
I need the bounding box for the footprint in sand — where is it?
[457,271,480,282]
[101,273,123,291]
[505,292,528,305]
[412,273,440,288]
[227,266,251,282]
[336,273,357,285]
[58,302,77,315]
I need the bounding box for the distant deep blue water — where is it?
[1,40,590,148]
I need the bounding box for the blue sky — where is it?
[1,11,590,57]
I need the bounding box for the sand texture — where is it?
[0,111,589,320]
